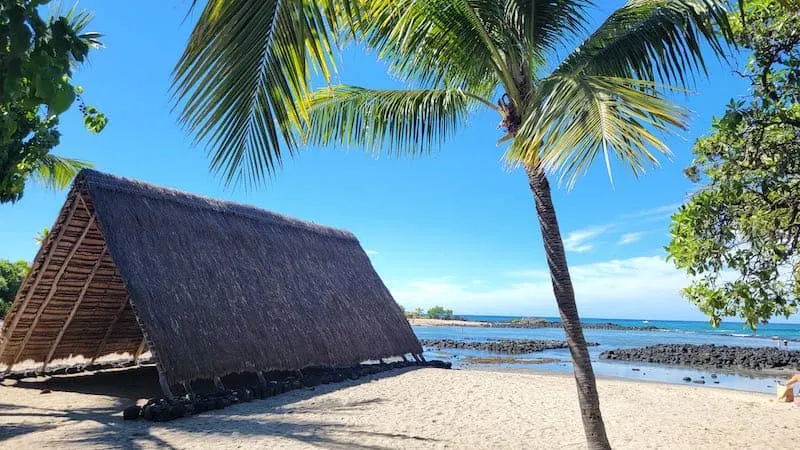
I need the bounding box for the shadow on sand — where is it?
[1,365,437,449]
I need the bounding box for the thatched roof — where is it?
[0,170,421,387]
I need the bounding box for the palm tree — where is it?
[174,1,734,447]
[34,227,50,246]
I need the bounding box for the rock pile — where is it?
[421,339,598,354]
[124,359,451,422]
[600,344,800,370]
[488,318,660,331]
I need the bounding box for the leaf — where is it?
[304,85,478,155]
[49,83,76,114]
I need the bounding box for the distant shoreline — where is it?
[408,317,661,331]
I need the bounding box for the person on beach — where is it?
[782,374,800,404]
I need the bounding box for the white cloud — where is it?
[618,232,644,245]
[621,203,681,220]
[365,249,379,256]
[563,225,612,253]
[389,255,704,320]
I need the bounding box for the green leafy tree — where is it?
[668,0,800,329]
[0,258,29,317]
[0,1,107,204]
[426,305,454,320]
[174,1,734,447]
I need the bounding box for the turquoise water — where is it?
[463,315,800,340]
[415,316,800,394]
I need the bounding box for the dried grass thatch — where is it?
[0,170,421,387]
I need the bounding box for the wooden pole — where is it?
[213,376,226,391]
[132,336,148,365]
[0,194,83,365]
[7,213,97,369]
[159,371,175,401]
[89,296,131,365]
[182,381,194,398]
[41,247,107,373]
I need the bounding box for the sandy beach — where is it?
[408,318,489,327]
[0,366,795,449]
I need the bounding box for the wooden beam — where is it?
[6,213,97,369]
[89,295,131,365]
[159,371,175,401]
[0,193,83,363]
[40,247,108,373]
[132,336,148,364]
[213,376,226,391]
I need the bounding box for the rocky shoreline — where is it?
[489,318,661,331]
[600,344,800,371]
[421,339,598,354]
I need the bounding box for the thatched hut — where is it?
[0,170,421,395]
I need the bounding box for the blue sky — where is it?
[0,1,759,320]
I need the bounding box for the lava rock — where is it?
[123,405,141,420]
[420,339,598,354]
[600,344,800,371]
[483,318,661,331]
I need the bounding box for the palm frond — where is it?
[555,0,733,88]
[31,154,92,191]
[304,85,481,155]
[49,2,103,50]
[502,0,590,63]
[357,0,507,101]
[172,0,355,187]
[509,75,688,187]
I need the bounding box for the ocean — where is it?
[413,316,800,394]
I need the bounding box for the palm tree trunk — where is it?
[526,165,611,450]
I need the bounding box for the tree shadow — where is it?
[2,366,440,449]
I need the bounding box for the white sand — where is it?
[0,367,795,449]
[408,318,488,327]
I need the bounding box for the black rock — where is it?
[153,406,173,422]
[421,338,598,354]
[682,377,692,382]
[142,404,156,421]
[600,344,800,371]
[235,388,253,402]
[170,403,188,418]
[692,379,706,384]
[123,405,141,420]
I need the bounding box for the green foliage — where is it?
[667,0,800,329]
[425,305,454,320]
[34,226,49,245]
[0,258,29,317]
[0,1,107,204]
[404,307,425,319]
